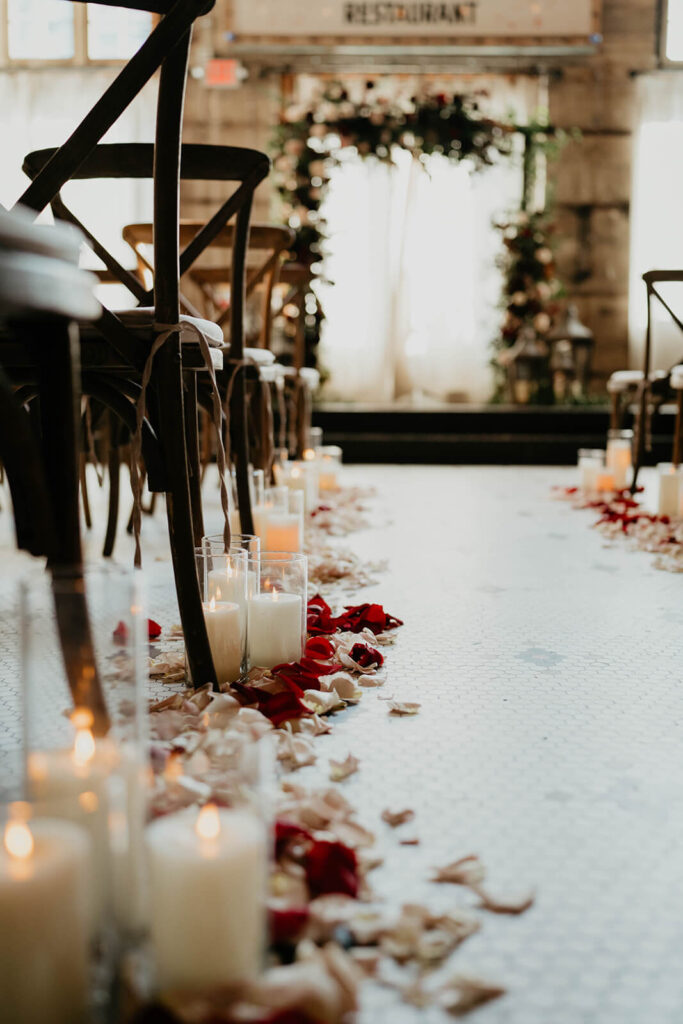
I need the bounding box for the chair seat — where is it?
[116,308,223,370]
[117,308,224,346]
[244,347,276,366]
[607,370,644,393]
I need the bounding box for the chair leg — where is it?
[154,344,216,689]
[232,366,254,536]
[183,370,204,546]
[33,320,109,732]
[103,412,121,558]
[79,453,92,530]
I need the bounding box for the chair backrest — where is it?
[123,221,293,346]
[16,0,214,220]
[23,144,271,364]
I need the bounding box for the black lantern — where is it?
[550,338,576,403]
[548,304,594,398]
[504,327,550,405]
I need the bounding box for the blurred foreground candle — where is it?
[27,709,117,930]
[21,565,149,938]
[577,448,604,494]
[657,462,682,517]
[606,429,633,490]
[0,810,90,1024]
[147,803,266,992]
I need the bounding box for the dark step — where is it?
[313,404,676,465]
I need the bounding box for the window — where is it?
[2,0,152,64]
[660,0,683,66]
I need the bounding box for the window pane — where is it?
[8,0,74,60]
[666,0,683,61]
[87,5,152,60]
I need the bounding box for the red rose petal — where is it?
[148,619,162,639]
[305,838,358,898]
[270,906,310,946]
[113,620,128,640]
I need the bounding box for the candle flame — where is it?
[303,448,316,461]
[71,707,94,731]
[4,819,34,860]
[291,467,301,479]
[209,596,216,612]
[164,753,183,784]
[196,803,221,841]
[73,727,96,768]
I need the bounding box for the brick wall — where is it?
[548,0,658,386]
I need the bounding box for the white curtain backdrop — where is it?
[0,69,156,304]
[301,74,540,404]
[629,73,683,370]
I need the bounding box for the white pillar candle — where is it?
[658,464,681,517]
[595,470,615,495]
[264,511,303,553]
[203,599,242,684]
[146,804,267,992]
[27,722,117,931]
[252,503,271,545]
[606,440,632,490]
[0,816,90,1024]
[248,590,302,668]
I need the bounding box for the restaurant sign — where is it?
[229,1,600,40]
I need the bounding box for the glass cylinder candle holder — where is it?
[308,425,323,453]
[0,800,91,1024]
[195,549,248,685]
[247,553,307,669]
[657,462,683,518]
[264,488,304,553]
[606,428,633,491]
[202,532,260,559]
[577,448,604,494]
[318,444,343,491]
[145,731,272,997]
[21,564,149,945]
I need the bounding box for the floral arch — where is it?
[270,83,576,401]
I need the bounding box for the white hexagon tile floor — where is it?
[2,463,683,1023]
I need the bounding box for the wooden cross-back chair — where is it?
[0,206,114,731]
[631,270,683,490]
[22,142,270,688]
[122,221,295,348]
[121,221,291,483]
[10,0,271,691]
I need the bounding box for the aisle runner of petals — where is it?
[553,486,683,572]
[144,486,533,1023]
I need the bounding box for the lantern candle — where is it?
[147,803,266,992]
[0,812,90,1024]
[248,587,302,668]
